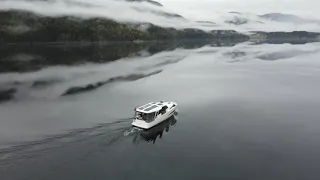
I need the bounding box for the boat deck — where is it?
[136,101,173,113]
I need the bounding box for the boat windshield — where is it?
[135,112,156,122]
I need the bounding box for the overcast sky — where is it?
[158,0,320,19]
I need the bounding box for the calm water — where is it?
[1,40,320,180]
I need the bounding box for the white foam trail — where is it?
[123,127,143,136]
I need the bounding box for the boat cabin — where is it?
[134,102,169,122]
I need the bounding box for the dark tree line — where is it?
[0,10,249,43]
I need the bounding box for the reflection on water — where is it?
[0,40,242,103]
[257,49,319,61]
[1,39,320,180]
[132,115,178,144]
[62,70,163,96]
[0,40,241,73]
[252,39,320,45]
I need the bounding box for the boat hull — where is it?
[132,103,177,130]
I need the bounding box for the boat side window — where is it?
[146,112,156,122]
[160,106,168,115]
[159,108,163,115]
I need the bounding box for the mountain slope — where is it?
[259,13,317,24]
[0,10,248,43]
[126,0,184,19]
[126,0,163,7]
[1,0,320,43]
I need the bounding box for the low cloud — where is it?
[1,0,320,32]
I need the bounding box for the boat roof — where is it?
[136,101,168,113]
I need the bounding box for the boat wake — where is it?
[0,114,179,171]
[0,117,133,164]
[123,127,144,137]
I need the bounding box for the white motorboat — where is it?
[132,101,178,129]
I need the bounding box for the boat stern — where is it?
[132,119,152,129]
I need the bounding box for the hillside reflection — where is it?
[0,40,242,73]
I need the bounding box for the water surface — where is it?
[1,40,320,180]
